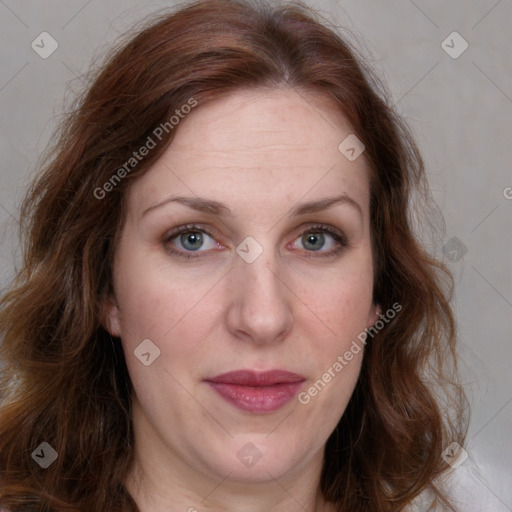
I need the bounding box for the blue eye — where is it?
[164,223,349,260]
[164,224,220,257]
[300,232,333,251]
[292,225,349,258]
[177,231,204,251]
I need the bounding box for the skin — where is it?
[104,87,380,512]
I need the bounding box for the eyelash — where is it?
[163,223,350,260]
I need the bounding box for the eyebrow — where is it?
[142,193,363,219]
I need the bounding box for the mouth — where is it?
[204,369,305,413]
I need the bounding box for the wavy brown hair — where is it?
[0,0,468,510]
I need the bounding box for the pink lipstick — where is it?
[204,369,305,413]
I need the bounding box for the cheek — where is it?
[295,266,374,340]
[113,257,225,387]
[291,263,373,412]
[113,252,213,339]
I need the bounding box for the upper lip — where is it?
[205,369,305,386]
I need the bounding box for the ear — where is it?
[101,294,122,338]
[366,303,381,329]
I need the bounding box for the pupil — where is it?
[182,232,202,250]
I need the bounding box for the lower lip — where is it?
[206,381,304,413]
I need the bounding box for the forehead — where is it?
[126,87,370,221]
[170,87,355,156]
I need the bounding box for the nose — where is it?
[225,243,294,346]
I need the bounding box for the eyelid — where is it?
[163,223,217,243]
[298,223,350,247]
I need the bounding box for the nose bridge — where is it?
[227,235,293,343]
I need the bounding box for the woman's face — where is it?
[105,87,379,489]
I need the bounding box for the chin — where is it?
[201,436,309,483]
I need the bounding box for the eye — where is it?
[163,223,350,260]
[164,224,222,259]
[290,224,350,258]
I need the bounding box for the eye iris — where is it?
[303,232,324,251]
[181,231,203,250]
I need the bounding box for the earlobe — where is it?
[102,296,122,338]
[367,303,381,329]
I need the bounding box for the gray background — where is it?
[1,0,511,509]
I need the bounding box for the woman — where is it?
[0,0,468,510]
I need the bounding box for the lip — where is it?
[204,370,305,413]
